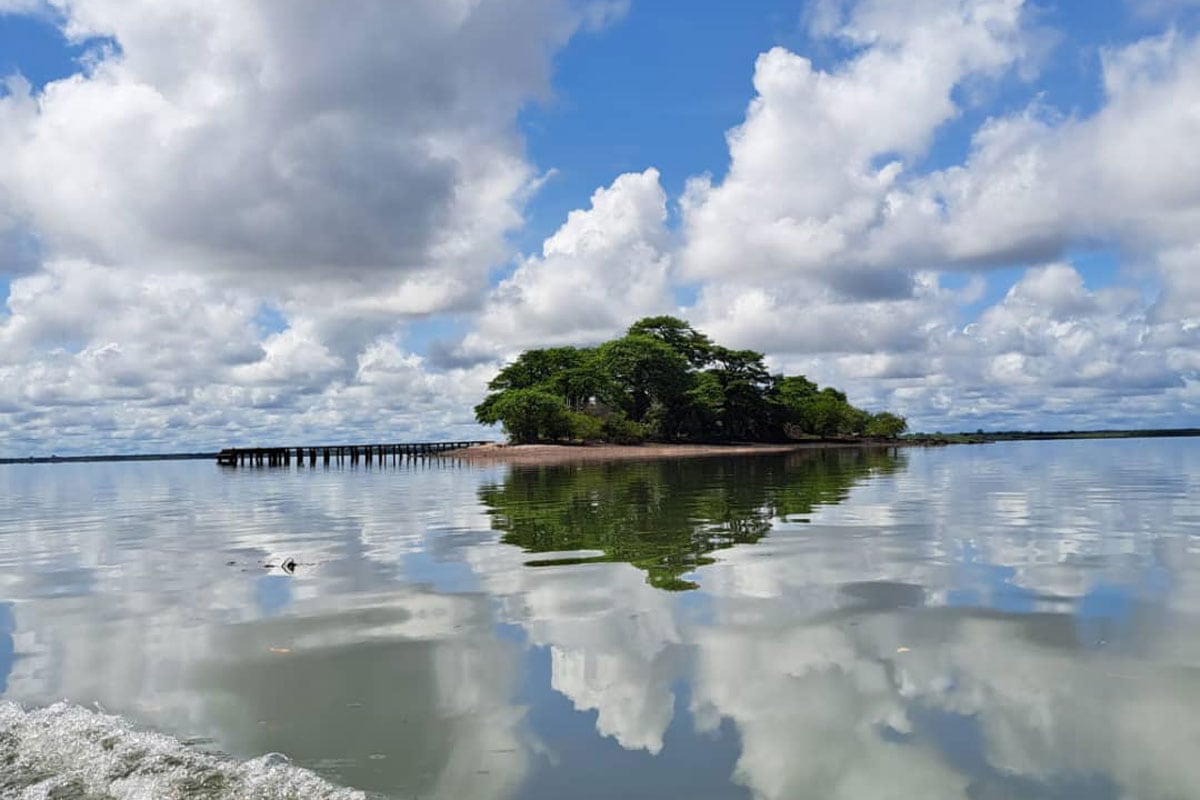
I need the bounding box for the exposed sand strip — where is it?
[446,440,903,465]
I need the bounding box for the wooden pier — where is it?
[216,441,489,468]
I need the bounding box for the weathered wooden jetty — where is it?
[216,441,489,467]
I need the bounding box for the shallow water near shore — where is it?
[1,439,1198,799]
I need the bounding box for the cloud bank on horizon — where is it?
[0,0,1196,454]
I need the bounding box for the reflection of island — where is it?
[4,441,1199,799]
[479,448,905,590]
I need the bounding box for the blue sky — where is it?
[517,0,1188,241]
[0,0,1198,453]
[0,10,74,87]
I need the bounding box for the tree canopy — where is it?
[474,316,907,444]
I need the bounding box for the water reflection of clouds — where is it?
[0,440,1197,799]
[468,440,1200,799]
[0,603,14,694]
[189,590,530,800]
[901,613,1200,798]
[5,586,531,800]
[0,461,528,799]
[685,585,1200,798]
[464,540,684,755]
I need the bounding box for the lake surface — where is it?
[1,439,1198,799]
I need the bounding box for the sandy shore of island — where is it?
[446,440,903,465]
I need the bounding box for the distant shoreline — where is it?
[907,428,1200,444]
[450,428,1200,465]
[2,428,1196,465]
[0,453,218,465]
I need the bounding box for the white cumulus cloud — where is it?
[465,168,674,359]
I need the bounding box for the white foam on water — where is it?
[0,701,368,800]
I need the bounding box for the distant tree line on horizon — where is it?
[475,316,907,444]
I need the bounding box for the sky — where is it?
[0,0,1198,455]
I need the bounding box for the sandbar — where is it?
[446,440,902,465]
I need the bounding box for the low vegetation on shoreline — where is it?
[907,428,1200,445]
[474,316,907,445]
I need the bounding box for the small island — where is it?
[471,316,907,455]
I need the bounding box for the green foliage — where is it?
[790,392,847,437]
[865,412,909,438]
[600,414,650,444]
[475,316,906,443]
[477,388,571,444]
[774,387,879,438]
[774,375,818,406]
[567,410,606,441]
[486,346,604,411]
[487,347,587,392]
[681,370,723,434]
[704,346,775,440]
[596,333,692,428]
[627,315,713,368]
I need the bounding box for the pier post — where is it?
[218,440,474,469]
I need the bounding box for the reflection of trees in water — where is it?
[480,448,906,590]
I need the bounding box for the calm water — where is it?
[1,439,1198,799]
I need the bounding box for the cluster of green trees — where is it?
[481,449,904,590]
[475,316,907,444]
